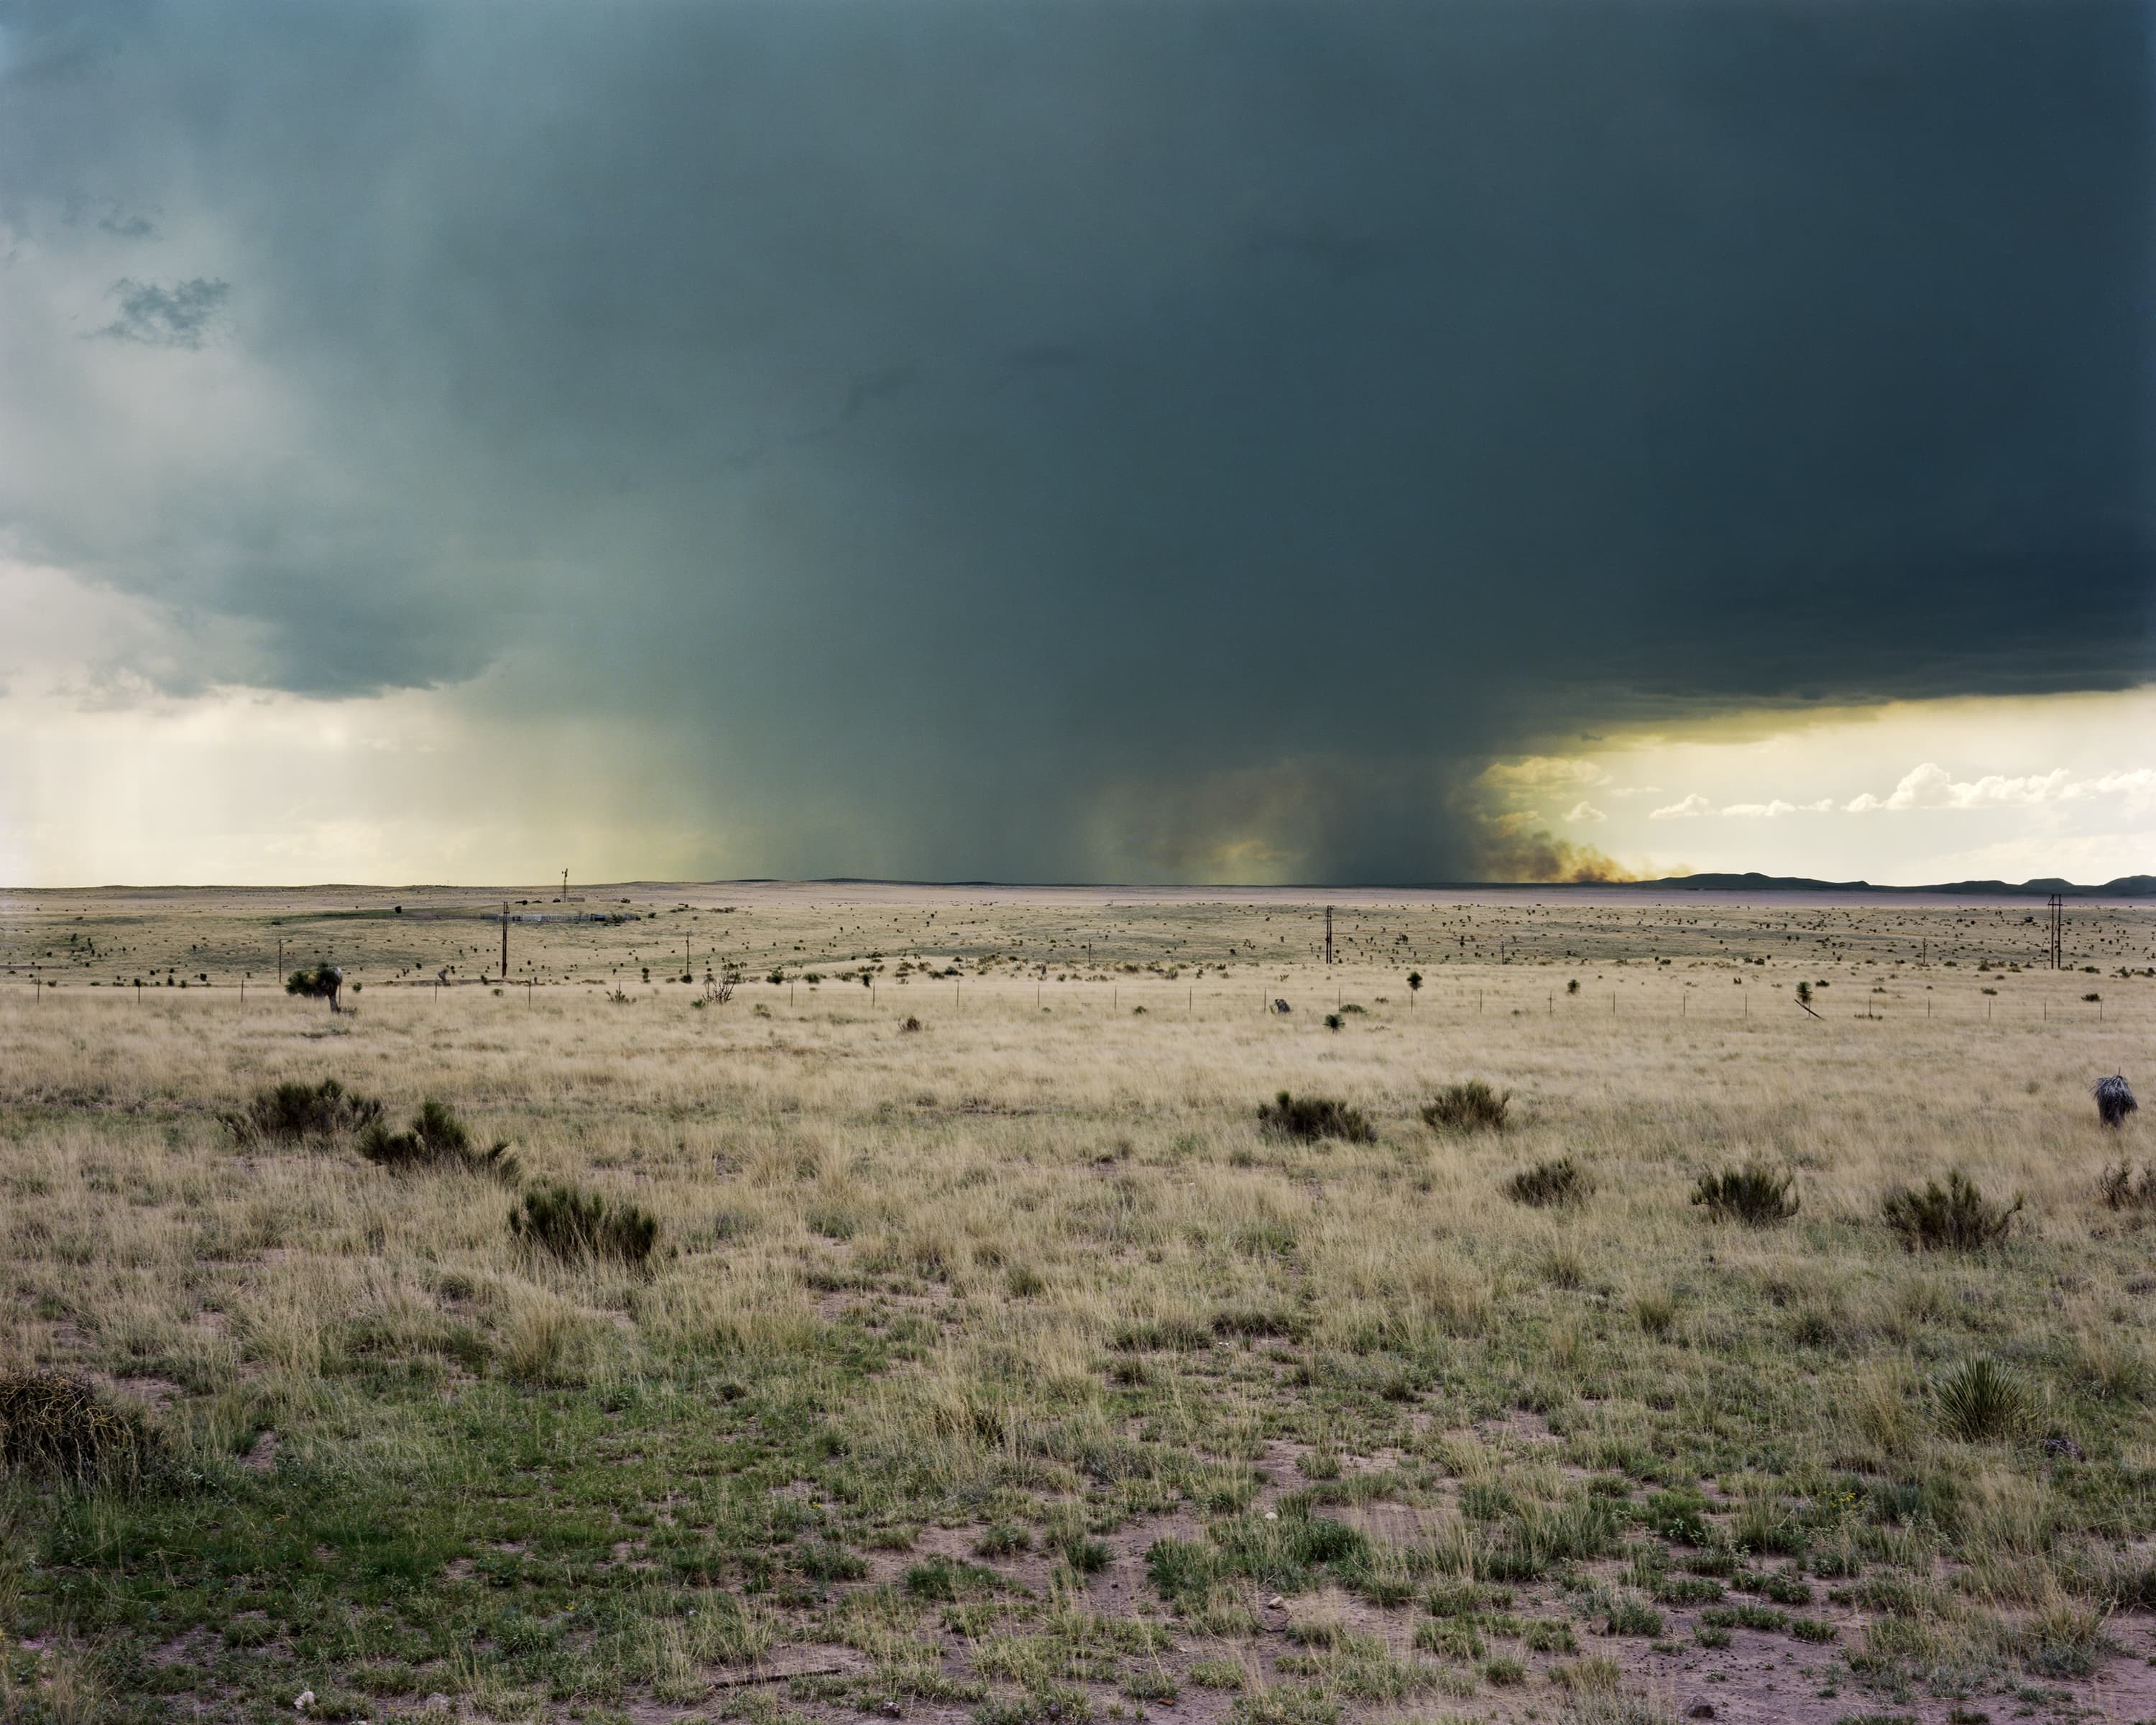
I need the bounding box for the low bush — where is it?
[1258,1092,1375,1144]
[224,1078,383,1145]
[359,1100,518,1182]
[1883,1170,2021,1251]
[0,1369,162,1489]
[1691,1163,1798,1226]
[2098,1161,2156,1212]
[1935,1356,2028,1442]
[1506,1156,1591,1209]
[511,1182,660,1268]
[1421,1081,1510,1133]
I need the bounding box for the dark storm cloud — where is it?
[0,0,2148,879]
[93,276,227,347]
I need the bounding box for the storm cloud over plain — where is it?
[1,0,2149,880]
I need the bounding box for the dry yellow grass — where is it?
[1,884,2152,1723]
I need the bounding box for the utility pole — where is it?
[1324,906,1334,967]
[2047,894,2063,970]
[501,901,510,982]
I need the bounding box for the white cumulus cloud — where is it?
[1564,801,1606,824]
[1649,793,1712,819]
[1843,762,2119,813]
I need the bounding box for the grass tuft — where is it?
[510,1182,660,1267]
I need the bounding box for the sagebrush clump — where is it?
[1258,1091,1375,1144]
[224,1078,382,1145]
[1691,1163,1798,1226]
[1883,1169,2021,1251]
[512,1182,660,1267]
[1422,1080,1511,1133]
[1506,1156,1592,1209]
[359,1099,518,1182]
[2099,1161,2156,1212]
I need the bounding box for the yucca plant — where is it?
[1691,1163,1798,1226]
[1935,1356,2028,1442]
[284,963,345,1012]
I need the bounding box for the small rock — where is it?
[2042,1434,2085,1461]
[422,1695,452,1714]
[1263,1510,1279,1522]
[294,1693,315,1715]
[1688,1706,1716,1721]
[880,1702,902,1719]
[1266,1594,1285,1609]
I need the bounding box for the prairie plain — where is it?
[2,883,2155,1725]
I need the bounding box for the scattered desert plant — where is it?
[1421,1080,1510,1133]
[284,963,346,1011]
[1691,1162,1798,1226]
[2094,1075,2137,1128]
[359,1099,518,1181]
[1506,1156,1591,1209]
[1323,1013,1343,1032]
[512,1182,660,1268]
[0,1369,162,1489]
[1883,1169,2021,1251]
[2099,1161,2156,1211]
[900,1015,923,1032]
[1258,1092,1375,1144]
[1935,1356,2029,1442]
[223,1077,383,1145]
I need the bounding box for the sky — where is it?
[0,0,2151,888]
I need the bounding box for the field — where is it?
[2,883,2155,1725]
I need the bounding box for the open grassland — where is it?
[2,886,2155,1725]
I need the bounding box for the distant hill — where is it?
[1624,872,2156,897]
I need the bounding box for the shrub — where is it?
[1506,1156,1591,1209]
[1882,1170,2021,1251]
[2099,1162,2156,1211]
[0,1369,162,1489]
[284,963,345,1011]
[1936,1357,2028,1442]
[900,1015,923,1032]
[511,1182,659,1268]
[1323,1013,1343,1032]
[1422,1081,1510,1133]
[359,1100,518,1182]
[1258,1092,1376,1144]
[224,1078,383,1146]
[1691,1163,1799,1226]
